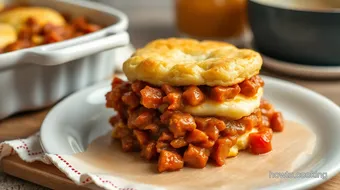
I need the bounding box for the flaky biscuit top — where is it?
[123,38,262,86]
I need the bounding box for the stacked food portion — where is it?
[106,38,284,173]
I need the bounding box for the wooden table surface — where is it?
[1,2,340,189]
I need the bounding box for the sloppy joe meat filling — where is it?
[106,75,284,172]
[0,16,102,53]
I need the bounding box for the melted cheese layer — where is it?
[228,128,258,157]
[0,24,17,48]
[183,88,263,120]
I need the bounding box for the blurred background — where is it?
[95,0,248,47]
[95,0,175,47]
[96,0,340,67]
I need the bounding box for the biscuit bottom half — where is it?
[105,76,284,173]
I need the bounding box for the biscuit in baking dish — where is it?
[0,3,4,12]
[0,7,66,30]
[0,23,17,48]
[123,38,262,86]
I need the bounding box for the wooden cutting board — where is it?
[1,72,340,189]
[0,109,89,189]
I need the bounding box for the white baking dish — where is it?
[0,0,130,119]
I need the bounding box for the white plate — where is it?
[246,43,340,79]
[40,76,340,190]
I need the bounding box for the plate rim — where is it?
[40,76,340,190]
[246,43,340,79]
[262,54,340,78]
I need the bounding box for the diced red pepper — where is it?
[249,128,273,154]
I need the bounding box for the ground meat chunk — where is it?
[222,121,242,136]
[260,99,276,128]
[211,138,233,166]
[45,31,64,43]
[121,136,139,152]
[140,86,164,109]
[170,137,188,148]
[71,17,101,33]
[128,109,155,129]
[133,130,149,147]
[26,17,41,33]
[203,125,219,141]
[3,40,32,52]
[160,110,175,124]
[186,129,209,144]
[158,131,174,142]
[195,117,211,130]
[261,99,275,118]
[239,76,264,97]
[109,115,121,126]
[131,80,147,96]
[84,24,101,33]
[240,111,261,131]
[270,112,284,132]
[207,118,226,131]
[183,144,210,168]
[252,75,265,86]
[112,122,130,139]
[210,85,240,102]
[105,79,130,116]
[105,91,118,108]
[42,23,57,34]
[239,80,257,97]
[199,139,215,149]
[144,123,160,135]
[141,141,157,160]
[122,91,140,108]
[158,150,184,172]
[163,92,182,110]
[156,141,172,153]
[18,28,34,40]
[161,84,181,94]
[196,117,226,133]
[111,77,125,86]
[169,113,196,138]
[182,86,205,106]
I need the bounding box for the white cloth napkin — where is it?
[0,133,163,190]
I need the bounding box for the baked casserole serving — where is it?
[0,6,102,53]
[106,38,284,173]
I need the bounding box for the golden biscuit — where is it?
[0,7,66,31]
[0,23,17,48]
[0,3,4,12]
[123,38,262,86]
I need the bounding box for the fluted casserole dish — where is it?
[0,0,130,119]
